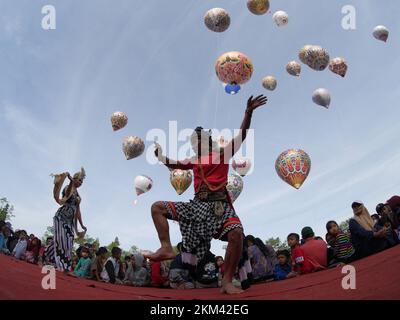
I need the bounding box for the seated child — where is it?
[274,250,297,280]
[0,222,10,255]
[25,237,42,264]
[12,230,28,260]
[215,256,224,287]
[325,221,356,264]
[101,247,124,284]
[91,247,108,281]
[124,253,150,287]
[287,233,315,275]
[73,247,92,278]
[150,260,170,288]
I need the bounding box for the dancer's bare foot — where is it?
[144,246,176,261]
[221,282,244,295]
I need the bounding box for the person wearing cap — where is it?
[147,95,267,295]
[349,201,389,259]
[374,203,399,246]
[300,227,328,269]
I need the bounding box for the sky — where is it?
[1,0,400,257]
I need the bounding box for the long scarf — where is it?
[50,173,71,205]
[353,204,375,231]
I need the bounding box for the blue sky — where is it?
[1,0,399,256]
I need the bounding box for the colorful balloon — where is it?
[312,88,331,108]
[215,51,253,85]
[298,45,313,64]
[204,8,231,33]
[232,158,252,176]
[111,112,128,131]
[247,0,270,15]
[273,11,289,26]
[226,174,243,202]
[262,76,277,91]
[122,136,145,160]
[304,46,330,71]
[373,25,389,42]
[275,149,311,189]
[329,57,348,77]
[170,169,193,195]
[134,175,153,196]
[286,61,301,76]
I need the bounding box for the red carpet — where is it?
[1,246,399,300]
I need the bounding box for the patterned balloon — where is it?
[134,175,153,196]
[329,57,348,77]
[273,11,289,26]
[226,174,243,202]
[204,8,231,33]
[215,51,254,85]
[232,158,252,177]
[262,76,277,91]
[373,25,389,42]
[170,169,193,195]
[286,61,301,76]
[122,136,145,160]
[304,46,330,71]
[111,112,128,131]
[247,0,270,15]
[275,149,311,189]
[298,45,313,64]
[312,88,331,108]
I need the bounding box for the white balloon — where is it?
[134,175,153,196]
[232,158,252,176]
[312,88,331,108]
[273,11,289,26]
[373,25,389,42]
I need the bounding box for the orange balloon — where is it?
[275,149,311,189]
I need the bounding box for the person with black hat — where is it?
[349,201,389,259]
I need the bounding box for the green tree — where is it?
[265,237,290,251]
[41,226,54,243]
[129,245,140,254]
[107,237,120,252]
[339,219,351,233]
[0,198,14,221]
[74,233,100,249]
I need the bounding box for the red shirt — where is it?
[301,238,328,269]
[150,262,168,287]
[291,245,314,274]
[179,152,229,193]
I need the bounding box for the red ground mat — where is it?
[1,246,399,300]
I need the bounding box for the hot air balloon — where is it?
[215,52,253,94]
[111,112,128,131]
[170,169,193,195]
[312,88,331,108]
[298,45,313,64]
[247,0,270,15]
[226,174,243,202]
[329,57,348,78]
[262,76,277,91]
[273,11,289,26]
[275,149,311,189]
[204,8,231,33]
[122,136,145,160]
[286,61,301,76]
[304,46,330,71]
[232,158,252,176]
[134,175,153,196]
[373,25,389,42]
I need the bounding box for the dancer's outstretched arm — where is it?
[225,95,267,157]
[154,143,194,170]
